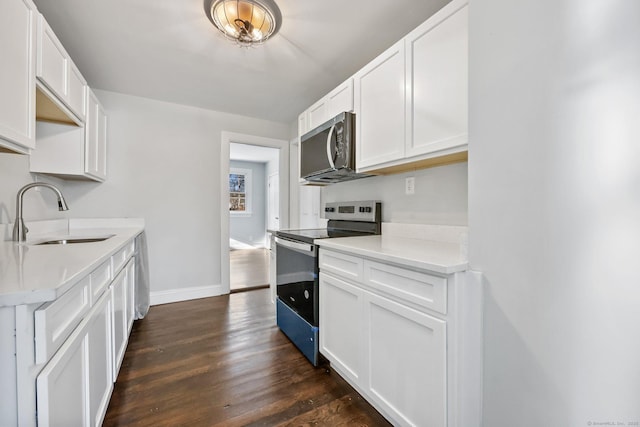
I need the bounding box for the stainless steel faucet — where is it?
[13,183,69,242]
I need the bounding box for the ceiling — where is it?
[32,0,451,124]
[230,142,279,164]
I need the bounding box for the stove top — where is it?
[276,228,374,244]
[276,201,382,244]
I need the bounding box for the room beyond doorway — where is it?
[229,247,269,292]
[228,141,280,292]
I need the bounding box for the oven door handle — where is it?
[275,237,316,255]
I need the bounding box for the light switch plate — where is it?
[405,177,415,195]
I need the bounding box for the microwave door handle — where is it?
[326,124,336,169]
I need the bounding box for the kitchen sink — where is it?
[34,235,115,245]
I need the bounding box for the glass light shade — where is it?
[208,0,280,46]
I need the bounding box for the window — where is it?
[229,168,252,216]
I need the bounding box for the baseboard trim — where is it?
[150,284,226,306]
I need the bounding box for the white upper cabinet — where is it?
[406,2,468,158]
[30,87,108,182]
[300,78,354,136]
[355,0,469,174]
[354,40,406,170]
[298,111,309,138]
[36,13,87,124]
[84,89,108,181]
[307,97,328,131]
[325,79,354,122]
[0,0,37,154]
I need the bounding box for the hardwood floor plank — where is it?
[230,248,269,291]
[104,289,390,427]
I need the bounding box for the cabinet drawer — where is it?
[319,250,363,282]
[35,277,91,364]
[112,240,134,274]
[90,260,111,306]
[364,260,447,314]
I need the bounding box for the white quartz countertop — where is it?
[315,233,468,275]
[0,219,144,307]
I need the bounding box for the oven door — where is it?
[275,236,318,326]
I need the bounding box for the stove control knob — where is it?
[365,207,372,213]
[359,207,365,213]
[325,207,335,212]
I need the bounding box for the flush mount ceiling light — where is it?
[206,0,282,46]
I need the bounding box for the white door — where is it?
[268,172,279,231]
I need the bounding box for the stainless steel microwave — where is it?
[299,112,372,184]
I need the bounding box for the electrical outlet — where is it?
[405,177,415,195]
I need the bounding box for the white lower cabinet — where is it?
[112,258,134,376]
[86,290,113,427]
[365,291,446,426]
[36,316,88,427]
[18,238,137,427]
[319,273,363,384]
[319,248,481,427]
[36,288,112,427]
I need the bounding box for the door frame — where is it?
[220,131,289,295]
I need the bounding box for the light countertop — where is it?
[315,223,468,274]
[0,219,144,307]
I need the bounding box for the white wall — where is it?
[1,90,290,299]
[469,1,640,425]
[322,162,468,225]
[0,154,69,239]
[229,160,266,247]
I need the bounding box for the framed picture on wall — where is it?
[229,168,252,216]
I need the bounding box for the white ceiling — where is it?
[230,142,279,164]
[32,0,451,124]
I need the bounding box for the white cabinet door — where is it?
[298,111,309,138]
[319,273,364,385]
[85,89,107,181]
[354,40,406,170]
[307,98,327,130]
[111,266,128,377]
[37,15,68,103]
[0,0,37,153]
[86,291,113,427]
[365,291,447,427]
[125,260,135,333]
[68,61,87,121]
[406,1,468,158]
[325,79,354,119]
[36,313,89,427]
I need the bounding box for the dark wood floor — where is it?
[103,289,391,426]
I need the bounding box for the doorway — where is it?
[220,132,289,295]
[228,144,277,291]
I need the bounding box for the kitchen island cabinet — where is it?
[0,221,143,427]
[317,224,481,427]
[0,0,37,154]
